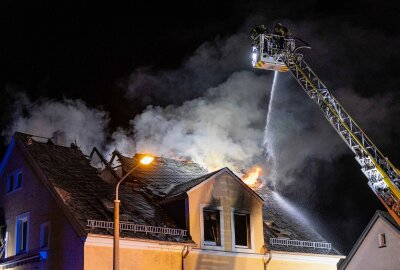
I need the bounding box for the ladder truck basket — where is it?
[252,34,295,72]
[251,24,400,225]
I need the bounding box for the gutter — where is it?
[86,233,197,247]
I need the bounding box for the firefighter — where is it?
[272,22,290,50]
[273,22,290,37]
[250,24,267,45]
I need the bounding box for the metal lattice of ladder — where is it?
[283,53,400,224]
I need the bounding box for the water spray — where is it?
[263,71,279,182]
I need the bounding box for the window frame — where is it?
[6,169,23,194]
[15,212,29,255]
[15,170,22,190]
[200,205,224,250]
[231,208,254,252]
[40,222,50,249]
[6,173,14,193]
[4,219,9,258]
[378,233,387,248]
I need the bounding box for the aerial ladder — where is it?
[251,24,400,225]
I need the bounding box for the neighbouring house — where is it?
[339,210,400,270]
[0,132,344,270]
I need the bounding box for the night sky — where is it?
[1,1,400,255]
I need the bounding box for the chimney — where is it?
[52,130,66,146]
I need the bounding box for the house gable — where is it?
[186,168,264,203]
[340,211,400,270]
[186,169,265,254]
[0,134,84,269]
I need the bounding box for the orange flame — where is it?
[242,166,262,187]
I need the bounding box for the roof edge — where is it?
[0,137,15,178]
[338,210,399,270]
[14,134,88,238]
[187,167,264,203]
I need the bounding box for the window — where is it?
[40,223,50,249]
[233,212,251,249]
[3,220,9,258]
[379,233,386,248]
[6,170,22,193]
[15,172,22,189]
[6,174,14,193]
[203,209,221,246]
[4,231,8,258]
[15,213,29,255]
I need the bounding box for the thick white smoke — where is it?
[3,93,109,154]
[114,26,400,183]
[3,22,399,187]
[110,71,270,172]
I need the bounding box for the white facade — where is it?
[340,211,400,270]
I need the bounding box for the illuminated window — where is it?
[40,222,50,249]
[15,213,29,254]
[379,233,386,248]
[3,220,9,258]
[203,209,221,246]
[233,212,251,248]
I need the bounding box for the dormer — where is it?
[161,168,265,253]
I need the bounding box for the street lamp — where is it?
[113,155,154,270]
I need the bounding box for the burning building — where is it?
[0,132,343,269]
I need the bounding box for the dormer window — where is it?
[201,205,224,250]
[233,212,251,248]
[6,170,23,193]
[203,209,221,246]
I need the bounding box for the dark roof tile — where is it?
[259,187,342,256]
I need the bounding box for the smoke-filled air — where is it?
[3,21,400,188]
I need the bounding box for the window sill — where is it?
[233,246,254,253]
[202,243,224,251]
[6,187,22,195]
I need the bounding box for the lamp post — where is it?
[113,155,154,270]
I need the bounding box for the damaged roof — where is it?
[12,132,342,254]
[115,153,208,197]
[13,132,193,244]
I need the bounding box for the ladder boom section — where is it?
[283,54,400,222]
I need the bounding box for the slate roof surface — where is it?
[15,133,192,243]
[259,186,342,256]
[116,153,208,198]
[14,132,342,254]
[165,169,223,198]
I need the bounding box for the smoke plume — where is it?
[110,71,270,172]
[2,92,109,154]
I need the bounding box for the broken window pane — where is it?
[203,209,221,246]
[234,212,250,248]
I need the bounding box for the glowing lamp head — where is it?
[139,155,154,165]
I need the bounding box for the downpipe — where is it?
[181,246,191,270]
[262,245,272,270]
